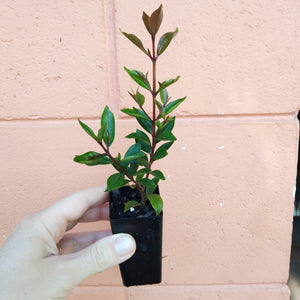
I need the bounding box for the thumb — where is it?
[61,233,136,285]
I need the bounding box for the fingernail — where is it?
[114,234,135,257]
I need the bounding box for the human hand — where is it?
[0,186,136,300]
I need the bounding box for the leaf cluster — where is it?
[74,4,186,216]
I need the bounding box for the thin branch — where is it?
[97,140,144,194]
[146,34,158,178]
[139,105,152,120]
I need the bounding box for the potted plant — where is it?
[74,4,186,287]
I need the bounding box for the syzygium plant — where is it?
[74,4,186,216]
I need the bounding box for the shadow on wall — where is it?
[288,111,300,300]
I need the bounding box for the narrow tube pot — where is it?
[109,186,163,287]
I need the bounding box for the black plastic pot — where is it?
[109,186,162,287]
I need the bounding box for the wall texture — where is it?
[1,0,300,299]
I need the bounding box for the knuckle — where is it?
[18,212,39,229]
[91,243,113,271]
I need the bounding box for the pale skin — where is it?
[0,185,136,300]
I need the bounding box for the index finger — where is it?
[38,185,108,242]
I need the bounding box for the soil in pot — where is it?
[109,186,162,287]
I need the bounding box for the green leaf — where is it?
[78,119,98,142]
[149,4,163,35]
[136,177,156,188]
[152,143,173,161]
[128,161,138,176]
[122,152,146,162]
[124,200,142,212]
[135,167,151,176]
[126,130,151,153]
[157,76,180,94]
[155,120,163,130]
[164,97,186,115]
[101,106,115,147]
[124,67,151,91]
[156,131,176,142]
[147,194,163,216]
[112,164,121,173]
[160,88,168,104]
[137,116,152,134]
[157,28,178,56]
[121,107,148,120]
[115,153,121,162]
[146,177,159,194]
[127,91,145,107]
[140,142,151,154]
[105,173,129,192]
[121,31,149,56]
[122,144,146,163]
[125,143,141,157]
[153,147,168,161]
[159,141,174,151]
[151,170,165,180]
[135,174,143,182]
[97,123,107,141]
[155,99,165,119]
[160,117,175,133]
[137,156,148,167]
[135,91,145,107]
[73,151,111,166]
[156,117,176,142]
[126,129,151,145]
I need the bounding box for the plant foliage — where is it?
[74,4,186,216]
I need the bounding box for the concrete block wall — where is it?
[1,1,300,299]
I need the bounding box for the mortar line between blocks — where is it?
[103,0,120,114]
[175,112,297,124]
[0,113,296,126]
[74,282,289,291]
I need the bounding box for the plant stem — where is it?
[147,35,158,176]
[98,140,145,199]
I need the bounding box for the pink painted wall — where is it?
[1,1,300,299]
